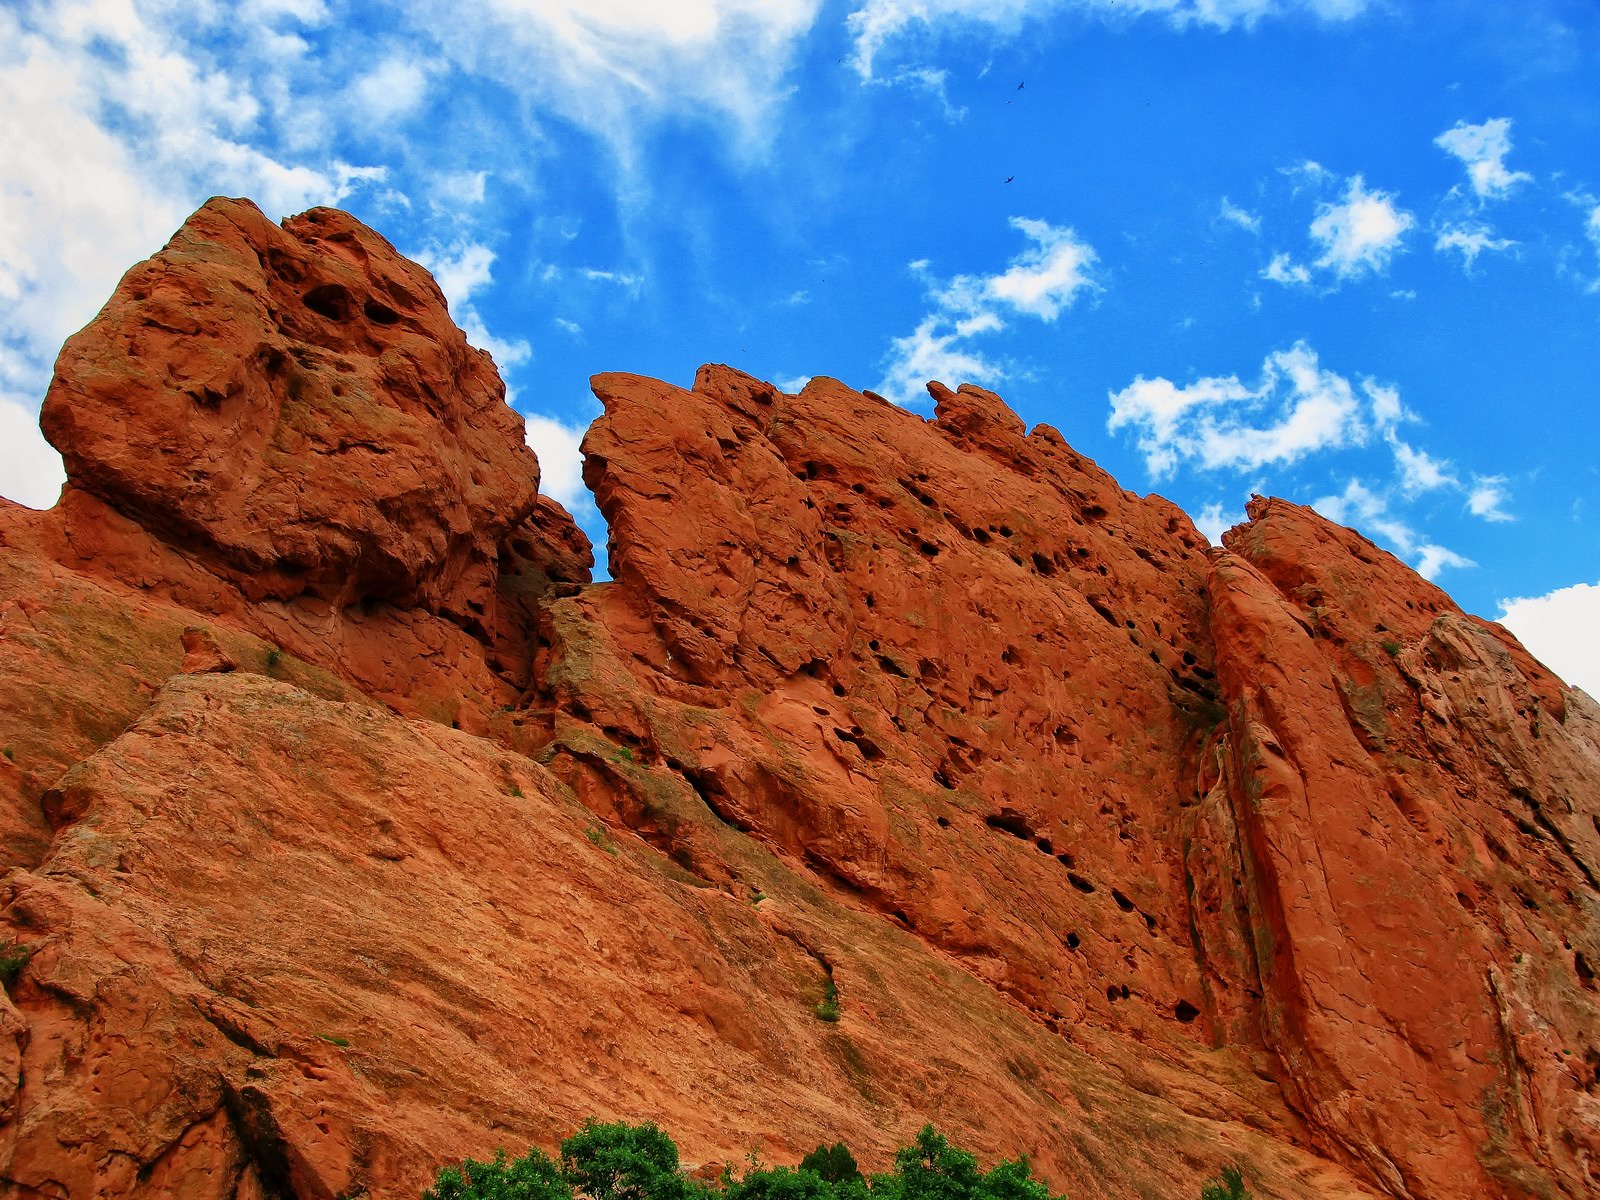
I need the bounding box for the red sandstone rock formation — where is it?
[0,200,1594,1200]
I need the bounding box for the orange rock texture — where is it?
[0,199,1595,1200]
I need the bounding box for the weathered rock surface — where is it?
[28,196,591,731]
[1,200,1596,1200]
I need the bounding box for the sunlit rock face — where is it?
[1,199,1595,1200]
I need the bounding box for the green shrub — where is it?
[814,979,840,1023]
[1199,1165,1251,1200]
[0,940,31,986]
[424,1148,572,1200]
[425,1122,1068,1200]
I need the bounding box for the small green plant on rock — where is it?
[1199,1165,1252,1200]
[1379,639,1401,658]
[814,978,840,1023]
[0,940,31,986]
[585,826,617,855]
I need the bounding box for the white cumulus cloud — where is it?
[984,217,1099,319]
[414,240,531,369]
[1435,117,1532,200]
[878,217,1098,404]
[1499,581,1600,697]
[0,393,65,510]
[1194,500,1245,544]
[1467,475,1514,522]
[1309,175,1414,279]
[1262,252,1311,286]
[524,412,592,509]
[1107,342,1383,477]
[1390,437,1455,495]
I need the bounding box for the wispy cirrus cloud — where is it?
[1434,225,1516,271]
[846,0,1374,79]
[1219,197,1262,234]
[1313,478,1473,581]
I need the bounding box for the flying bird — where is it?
[1017,81,1025,90]
[1005,176,1015,184]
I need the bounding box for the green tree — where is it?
[874,1127,982,1200]
[976,1157,1056,1200]
[423,1148,572,1200]
[798,1144,861,1185]
[560,1121,707,1200]
[725,1165,836,1200]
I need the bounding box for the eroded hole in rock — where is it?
[1112,889,1135,913]
[1034,836,1053,854]
[1175,1000,1200,1023]
[877,655,909,678]
[1032,552,1055,577]
[919,541,941,557]
[363,298,401,325]
[833,727,884,761]
[1056,851,1075,869]
[303,283,354,321]
[1067,872,1095,894]
[1577,951,1596,991]
[1088,598,1118,627]
[681,766,751,834]
[936,815,950,828]
[1065,932,1081,950]
[985,811,1036,840]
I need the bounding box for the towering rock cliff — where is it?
[0,199,1595,1200]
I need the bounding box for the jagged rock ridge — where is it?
[0,199,1595,1200]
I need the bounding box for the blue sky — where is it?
[2,0,1597,693]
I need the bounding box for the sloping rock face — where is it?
[1,201,1596,1200]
